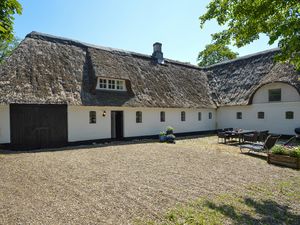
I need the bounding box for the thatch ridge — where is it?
[27,32,201,70]
[203,48,280,69]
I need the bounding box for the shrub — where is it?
[271,145,287,155]
[166,126,174,135]
[166,126,174,132]
[290,147,300,158]
[271,145,300,158]
[159,131,166,136]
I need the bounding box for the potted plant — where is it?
[166,134,176,144]
[159,131,166,142]
[166,126,174,135]
[268,145,300,169]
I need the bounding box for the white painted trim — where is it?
[96,77,127,91]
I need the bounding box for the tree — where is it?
[0,0,22,42]
[0,37,20,63]
[200,0,300,70]
[197,43,238,67]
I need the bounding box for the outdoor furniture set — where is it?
[217,128,267,144]
[217,128,281,153]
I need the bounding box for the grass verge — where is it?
[136,178,300,225]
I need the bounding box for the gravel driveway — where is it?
[0,136,299,224]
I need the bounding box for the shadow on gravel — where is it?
[205,197,300,225]
[0,139,157,155]
[0,134,215,155]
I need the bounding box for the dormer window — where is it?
[99,79,107,89]
[97,78,126,91]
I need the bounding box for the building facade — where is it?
[0,32,299,149]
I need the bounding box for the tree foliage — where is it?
[197,43,238,67]
[0,0,22,42]
[0,37,20,63]
[200,0,300,70]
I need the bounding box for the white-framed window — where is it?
[198,112,202,121]
[286,111,294,119]
[268,88,281,102]
[136,111,142,123]
[236,112,242,119]
[116,80,125,90]
[257,111,265,119]
[108,80,115,89]
[97,78,126,91]
[89,111,96,124]
[208,112,212,119]
[181,111,186,121]
[160,111,165,122]
[99,79,107,89]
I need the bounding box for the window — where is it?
[257,111,265,119]
[208,112,212,119]
[269,89,281,102]
[98,78,126,91]
[160,111,165,122]
[108,80,115,89]
[116,80,124,90]
[198,112,202,121]
[181,111,186,121]
[236,112,242,119]
[89,111,96,124]
[286,111,294,119]
[136,111,142,123]
[99,79,107,89]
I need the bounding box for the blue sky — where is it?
[14,0,277,65]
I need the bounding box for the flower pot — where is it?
[159,135,166,142]
[166,130,173,135]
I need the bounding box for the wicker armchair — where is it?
[217,131,231,144]
[243,132,258,143]
[258,130,269,143]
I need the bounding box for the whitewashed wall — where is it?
[123,108,216,137]
[68,106,111,142]
[68,106,216,142]
[0,105,10,143]
[217,83,300,135]
[252,83,300,103]
[217,103,300,135]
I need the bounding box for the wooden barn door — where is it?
[10,104,68,149]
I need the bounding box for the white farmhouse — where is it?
[0,32,299,149]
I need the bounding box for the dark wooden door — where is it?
[111,111,123,140]
[10,104,68,149]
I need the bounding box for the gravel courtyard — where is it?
[0,136,299,225]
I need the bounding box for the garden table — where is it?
[225,129,256,144]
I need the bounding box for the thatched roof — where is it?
[0,32,299,108]
[0,32,215,108]
[205,49,300,106]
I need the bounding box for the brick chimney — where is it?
[152,42,164,64]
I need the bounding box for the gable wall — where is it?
[252,83,300,104]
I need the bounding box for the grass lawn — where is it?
[139,178,300,225]
[0,136,299,224]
